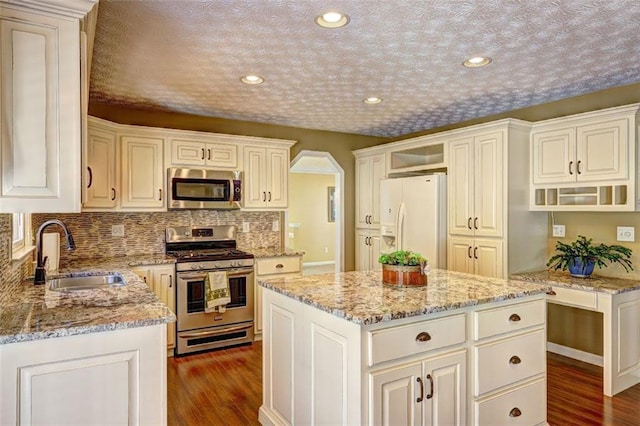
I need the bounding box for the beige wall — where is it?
[288,173,336,262]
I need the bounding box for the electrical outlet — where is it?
[272,221,279,232]
[111,224,125,237]
[242,222,250,233]
[552,224,565,237]
[617,226,635,242]
[324,247,329,253]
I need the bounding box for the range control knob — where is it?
[190,264,198,270]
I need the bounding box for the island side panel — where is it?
[259,287,362,426]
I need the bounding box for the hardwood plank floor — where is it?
[167,344,640,425]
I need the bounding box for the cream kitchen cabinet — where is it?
[132,264,176,354]
[0,1,96,212]
[356,229,381,271]
[446,120,547,278]
[530,104,639,211]
[355,152,385,229]
[370,350,466,426]
[254,255,302,340]
[84,123,118,209]
[169,137,238,169]
[120,134,165,209]
[243,144,294,209]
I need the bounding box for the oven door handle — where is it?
[178,270,253,281]
[179,323,253,338]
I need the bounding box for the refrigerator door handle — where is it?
[397,202,406,250]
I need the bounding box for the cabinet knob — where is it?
[509,355,522,365]
[415,332,431,342]
[509,407,522,418]
[275,264,284,269]
[509,313,521,322]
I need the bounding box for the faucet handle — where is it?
[43,256,49,270]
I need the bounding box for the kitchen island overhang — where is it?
[258,269,551,426]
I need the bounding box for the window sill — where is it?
[11,244,35,264]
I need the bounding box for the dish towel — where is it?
[204,271,230,313]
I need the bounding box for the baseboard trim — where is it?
[303,260,336,266]
[547,342,603,367]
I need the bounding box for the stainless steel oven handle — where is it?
[179,323,253,338]
[177,269,253,281]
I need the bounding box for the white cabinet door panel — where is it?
[531,128,575,184]
[474,132,503,238]
[577,118,628,182]
[448,138,474,236]
[370,362,422,426]
[121,136,164,208]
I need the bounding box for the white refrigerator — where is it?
[379,174,447,268]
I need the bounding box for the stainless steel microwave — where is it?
[168,168,241,210]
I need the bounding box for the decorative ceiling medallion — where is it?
[316,11,350,28]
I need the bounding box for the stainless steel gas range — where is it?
[166,225,254,356]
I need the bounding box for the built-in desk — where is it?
[512,271,640,396]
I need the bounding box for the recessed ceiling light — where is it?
[316,11,350,28]
[363,97,382,105]
[241,75,264,85]
[463,56,492,68]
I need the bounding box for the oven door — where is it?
[176,268,254,332]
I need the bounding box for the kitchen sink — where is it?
[48,274,126,291]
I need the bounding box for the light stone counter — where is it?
[511,270,640,294]
[258,268,551,325]
[250,247,304,258]
[0,255,176,344]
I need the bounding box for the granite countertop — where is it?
[511,270,640,295]
[0,254,176,345]
[258,269,551,325]
[251,247,304,258]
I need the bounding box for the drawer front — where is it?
[368,314,466,366]
[475,378,546,426]
[474,299,545,340]
[474,329,545,396]
[256,257,301,276]
[547,286,597,310]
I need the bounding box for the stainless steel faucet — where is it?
[34,219,76,284]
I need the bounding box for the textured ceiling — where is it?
[90,0,640,138]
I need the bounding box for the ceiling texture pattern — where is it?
[90,0,640,137]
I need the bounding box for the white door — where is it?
[473,238,503,278]
[370,362,422,426]
[448,138,474,236]
[121,136,164,209]
[379,178,402,230]
[423,351,466,426]
[447,237,473,274]
[356,229,371,271]
[85,127,117,208]
[473,131,503,238]
[243,146,267,208]
[266,148,288,208]
[153,266,176,350]
[576,118,628,182]
[531,127,575,184]
[170,139,206,166]
[369,154,385,228]
[402,176,440,264]
[356,157,373,228]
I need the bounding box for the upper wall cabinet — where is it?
[530,104,639,211]
[355,152,385,229]
[169,137,238,169]
[243,144,295,210]
[0,1,96,212]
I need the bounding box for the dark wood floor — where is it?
[167,343,640,425]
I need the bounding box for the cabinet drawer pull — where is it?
[416,377,424,403]
[169,275,173,288]
[268,191,272,202]
[263,191,267,202]
[577,160,582,174]
[275,264,284,269]
[207,148,211,160]
[547,289,557,296]
[509,313,521,322]
[509,407,522,418]
[426,374,434,399]
[473,247,478,259]
[415,332,431,342]
[111,188,116,201]
[467,246,472,259]
[159,188,162,201]
[474,217,478,230]
[87,166,93,188]
[467,217,472,230]
[509,355,522,365]
[569,161,574,175]
[201,148,205,160]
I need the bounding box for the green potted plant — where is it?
[546,235,633,278]
[378,250,428,286]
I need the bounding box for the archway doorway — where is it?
[289,150,344,274]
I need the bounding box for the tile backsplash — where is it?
[0,214,32,302]
[32,210,282,264]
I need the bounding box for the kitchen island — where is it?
[0,255,175,425]
[513,270,640,397]
[258,269,551,426]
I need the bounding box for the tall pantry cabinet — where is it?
[447,120,547,278]
[354,149,386,271]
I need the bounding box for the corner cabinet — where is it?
[243,142,295,210]
[446,121,547,278]
[530,104,639,211]
[0,1,96,212]
[131,264,176,354]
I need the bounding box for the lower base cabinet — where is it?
[132,264,176,354]
[260,288,546,426]
[0,325,167,425]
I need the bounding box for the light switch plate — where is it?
[552,224,565,237]
[617,226,635,242]
[111,224,125,237]
[272,221,279,232]
[242,222,250,233]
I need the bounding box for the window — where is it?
[11,213,32,260]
